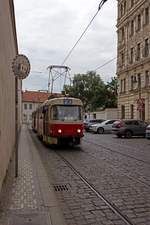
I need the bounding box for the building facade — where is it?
[85,108,118,120]
[22,91,62,124]
[117,0,150,121]
[0,0,21,192]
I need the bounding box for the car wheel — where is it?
[125,130,132,138]
[97,127,104,134]
[117,134,122,138]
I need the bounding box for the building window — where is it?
[144,38,149,57]
[131,76,134,90]
[29,104,32,110]
[138,74,141,88]
[29,115,32,120]
[121,52,125,67]
[130,47,134,64]
[145,7,149,25]
[120,79,126,93]
[130,105,134,119]
[121,27,125,41]
[120,4,123,17]
[136,43,141,60]
[130,0,134,8]
[124,1,127,14]
[24,104,27,110]
[121,105,125,119]
[23,114,27,121]
[137,14,141,31]
[145,71,149,87]
[131,20,134,36]
[123,78,126,92]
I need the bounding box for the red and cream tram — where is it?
[32,97,84,145]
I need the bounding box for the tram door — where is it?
[43,108,49,136]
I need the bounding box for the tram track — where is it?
[29,129,150,225]
[83,138,150,166]
[55,151,134,225]
[82,138,150,188]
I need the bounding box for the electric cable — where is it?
[61,0,108,65]
[94,56,117,71]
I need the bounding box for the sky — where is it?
[14,0,117,93]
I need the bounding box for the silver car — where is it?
[89,120,117,134]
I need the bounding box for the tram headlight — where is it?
[58,129,62,133]
[77,129,81,133]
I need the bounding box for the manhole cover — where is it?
[53,184,71,192]
[10,212,50,225]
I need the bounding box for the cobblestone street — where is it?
[1,127,150,225]
[30,129,150,225]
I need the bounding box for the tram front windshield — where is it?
[52,105,82,121]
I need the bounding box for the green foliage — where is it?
[62,71,117,111]
[105,77,118,108]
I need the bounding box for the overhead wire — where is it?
[61,0,108,66]
[94,56,117,71]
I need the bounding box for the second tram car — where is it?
[32,97,84,145]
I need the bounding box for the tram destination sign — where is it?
[64,98,72,105]
[12,54,30,79]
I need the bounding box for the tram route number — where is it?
[64,98,72,105]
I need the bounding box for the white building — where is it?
[22,91,62,124]
[85,108,118,120]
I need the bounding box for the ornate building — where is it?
[117,0,150,121]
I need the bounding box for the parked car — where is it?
[146,124,150,139]
[112,119,147,138]
[89,120,117,134]
[84,119,105,132]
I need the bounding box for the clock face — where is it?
[12,54,31,79]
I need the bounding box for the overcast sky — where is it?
[14,0,117,92]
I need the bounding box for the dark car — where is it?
[84,119,105,132]
[112,119,147,138]
[146,124,150,139]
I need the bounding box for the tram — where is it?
[32,97,84,145]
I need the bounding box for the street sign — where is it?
[12,54,30,79]
[12,54,30,177]
[137,98,145,111]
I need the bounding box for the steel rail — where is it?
[55,151,134,225]
[83,138,150,166]
[82,139,150,188]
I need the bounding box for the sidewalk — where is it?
[0,125,66,225]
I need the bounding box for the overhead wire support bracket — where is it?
[47,65,71,93]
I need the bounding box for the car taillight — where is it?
[116,123,123,128]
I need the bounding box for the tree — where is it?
[63,71,107,111]
[104,77,118,108]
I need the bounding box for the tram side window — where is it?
[52,106,58,120]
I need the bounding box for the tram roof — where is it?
[43,97,83,106]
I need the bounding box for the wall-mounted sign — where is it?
[12,54,30,79]
[137,98,145,111]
